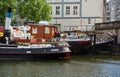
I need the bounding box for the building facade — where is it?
[106,1,111,22]
[47,0,105,31]
[106,0,120,22]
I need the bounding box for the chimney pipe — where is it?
[4,7,12,37]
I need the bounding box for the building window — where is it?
[32,27,37,34]
[66,6,70,15]
[107,17,110,21]
[107,12,110,16]
[88,18,91,24]
[73,6,78,15]
[56,6,60,15]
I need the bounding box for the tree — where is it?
[0,0,17,26]
[18,0,52,23]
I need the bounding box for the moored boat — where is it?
[94,33,114,51]
[0,25,71,59]
[0,42,71,59]
[60,31,92,54]
[0,8,71,59]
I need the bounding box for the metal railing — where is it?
[62,25,95,32]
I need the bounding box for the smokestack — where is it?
[4,7,12,37]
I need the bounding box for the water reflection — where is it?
[0,55,120,77]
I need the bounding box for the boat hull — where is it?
[0,46,71,59]
[0,53,70,60]
[68,40,91,54]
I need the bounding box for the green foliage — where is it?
[0,0,17,26]
[18,0,52,23]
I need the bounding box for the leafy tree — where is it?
[18,0,52,23]
[0,0,17,26]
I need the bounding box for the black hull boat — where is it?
[0,42,71,59]
[94,33,114,52]
[60,31,92,54]
[60,35,91,54]
[65,38,91,54]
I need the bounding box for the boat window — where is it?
[45,27,50,34]
[52,27,54,33]
[32,27,37,34]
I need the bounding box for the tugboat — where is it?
[0,8,71,59]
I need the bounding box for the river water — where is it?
[0,55,120,77]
